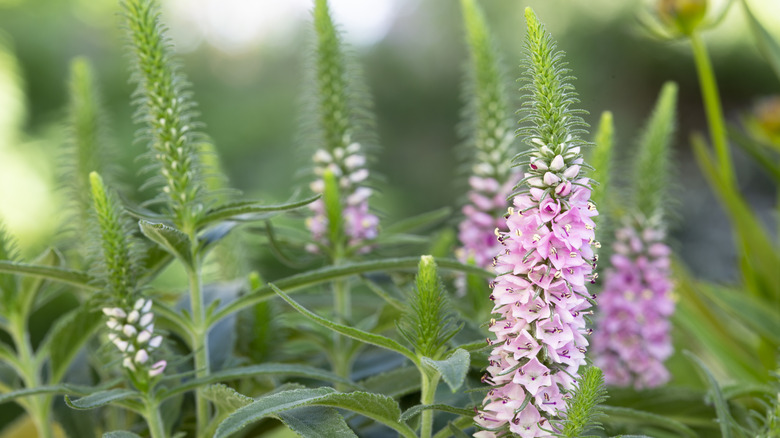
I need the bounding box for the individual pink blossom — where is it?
[306,143,379,254]
[592,220,674,389]
[476,143,599,437]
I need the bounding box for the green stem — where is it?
[186,245,210,437]
[331,252,353,387]
[690,31,734,185]
[144,396,168,438]
[420,370,439,438]
[9,317,52,438]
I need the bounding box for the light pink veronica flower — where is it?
[592,220,674,389]
[476,149,599,437]
[457,175,521,269]
[306,142,379,254]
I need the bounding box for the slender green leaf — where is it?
[383,207,453,235]
[692,135,780,301]
[159,363,361,400]
[684,351,736,438]
[600,406,698,438]
[0,261,94,290]
[41,306,103,383]
[421,349,470,392]
[277,407,358,438]
[198,195,320,228]
[203,384,252,414]
[215,388,416,438]
[65,389,139,410]
[728,126,780,182]
[138,220,193,268]
[433,416,473,438]
[0,385,87,405]
[211,257,492,326]
[272,284,419,365]
[700,284,780,345]
[103,432,143,438]
[20,247,62,316]
[741,0,780,81]
[400,403,474,422]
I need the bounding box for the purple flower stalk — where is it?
[457,175,519,269]
[592,221,674,389]
[475,147,599,438]
[103,298,166,378]
[306,143,379,254]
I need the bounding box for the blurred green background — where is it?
[0,0,777,281]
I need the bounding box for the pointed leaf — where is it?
[272,284,419,365]
[700,284,780,345]
[138,220,193,268]
[159,363,361,400]
[383,207,453,235]
[277,406,358,438]
[684,352,735,438]
[65,389,139,410]
[214,388,336,437]
[0,261,94,290]
[448,422,471,438]
[199,194,320,227]
[421,349,470,392]
[600,406,697,438]
[42,306,104,383]
[0,385,89,405]
[203,384,253,414]
[400,403,474,422]
[212,257,492,326]
[215,388,416,438]
[741,0,780,81]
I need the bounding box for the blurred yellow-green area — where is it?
[0,0,777,277]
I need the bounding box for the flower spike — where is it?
[475,8,598,437]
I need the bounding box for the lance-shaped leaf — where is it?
[278,407,359,438]
[0,261,93,291]
[197,194,321,228]
[159,363,361,400]
[139,220,193,269]
[40,306,104,383]
[741,0,780,81]
[65,389,139,410]
[272,284,419,365]
[421,349,470,392]
[400,403,474,423]
[215,388,416,438]
[684,352,737,438]
[103,432,142,438]
[600,406,697,438]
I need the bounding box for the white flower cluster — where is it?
[103,298,166,377]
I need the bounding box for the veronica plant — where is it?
[475,8,599,437]
[592,83,678,390]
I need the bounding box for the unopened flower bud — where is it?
[122,324,137,337]
[127,310,140,324]
[139,313,154,328]
[550,155,565,171]
[563,165,580,179]
[149,360,167,377]
[137,330,152,344]
[657,0,707,36]
[135,349,149,364]
[149,336,163,348]
[543,172,561,186]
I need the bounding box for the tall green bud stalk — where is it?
[122,0,212,432]
[456,0,521,280]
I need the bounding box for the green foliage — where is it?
[460,0,515,182]
[420,348,470,392]
[277,406,359,438]
[89,172,139,301]
[519,7,588,157]
[121,0,208,232]
[65,389,139,410]
[138,219,193,269]
[397,256,461,359]
[740,0,780,81]
[632,82,678,220]
[0,222,19,306]
[560,366,608,438]
[215,387,416,438]
[64,58,112,242]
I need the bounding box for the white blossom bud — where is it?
[149,360,167,377]
[122,324,137,337]
[149,336,163,348]
[344,154,365,169]
[563,165,581,179]
[139,313,154,328]
[123,357,136,371]
[550,155,565,171]
[134,349,149,364]
[543,172,561,186]
[127,310,140,324]
[137,330,152,344]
